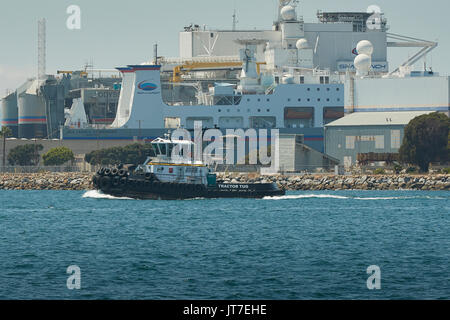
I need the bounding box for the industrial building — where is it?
[1,71,121,139]
[279,134,339,172]
[345,73,450,116]
[324,111,433,167]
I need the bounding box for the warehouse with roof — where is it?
[324,111,433,167]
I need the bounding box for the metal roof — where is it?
[325,111,434,127]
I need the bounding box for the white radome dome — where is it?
[356,40,374,56]
[281,5,296,21]
[354,54,372,73]
[296,39,309,50]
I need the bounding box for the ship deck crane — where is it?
[172,62,266,83]
[387,33,438,75]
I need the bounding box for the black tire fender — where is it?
[118,169,127,177]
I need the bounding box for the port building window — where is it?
[391,130,401,149]
[346,136,356,150]
[375,136,385,149]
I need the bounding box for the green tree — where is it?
[1,127,13,167]
[399,112,450,172]
[42,147,75,166]
[84,143,156,166]
[8,144,44,166]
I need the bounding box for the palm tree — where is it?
[1,127,13,168]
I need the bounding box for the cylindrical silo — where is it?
[17,80,47,139]
[1,91,19,137]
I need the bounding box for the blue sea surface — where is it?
[0,190,448,300]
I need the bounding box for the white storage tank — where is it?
[1,91,19,137]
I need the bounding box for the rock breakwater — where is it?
[217,174,450,191]
[0,173,93,191]
[0,172,449,191]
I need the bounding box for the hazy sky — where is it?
[0,0,449,95]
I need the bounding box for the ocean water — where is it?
[0,190,448,300]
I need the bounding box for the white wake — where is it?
[263,194,349,200]
[263,194,446,201]
[82,190,134,200]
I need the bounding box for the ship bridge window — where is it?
[250,116,276,129]
[320,77,329,84]
[284,107,314,128]
[323,107,344,125]
[219,117,243,128]
[186,117,213,129]
[165,117,180,129]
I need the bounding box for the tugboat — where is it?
[92,137,285,200]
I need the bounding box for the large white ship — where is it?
[61,0,449,152]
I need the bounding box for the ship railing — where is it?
[265,84,277,95]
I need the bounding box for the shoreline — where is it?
[0,172,449,191]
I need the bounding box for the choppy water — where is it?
[0,190,448,300]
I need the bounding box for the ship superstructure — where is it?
[108,0,447,138]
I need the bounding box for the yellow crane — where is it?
[172,62,266,82]
[57,70,89,77]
